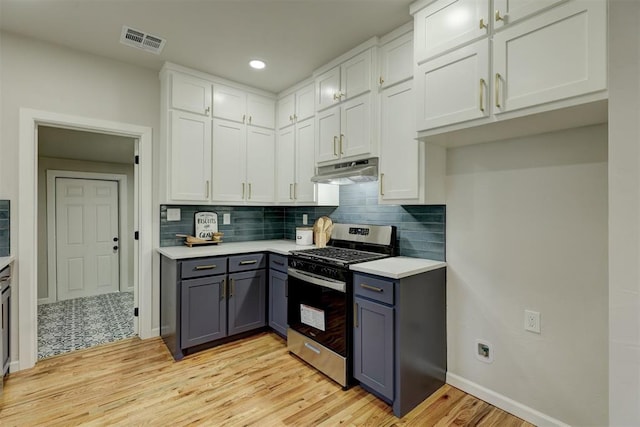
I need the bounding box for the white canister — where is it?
[296,227,313,245]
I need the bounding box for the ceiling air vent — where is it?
[120,26,166,54]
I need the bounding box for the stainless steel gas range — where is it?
[286,223,396,388]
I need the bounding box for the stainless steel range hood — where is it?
[311,158,378,185]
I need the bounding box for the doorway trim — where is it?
[18,108,154,371]
[45,171,129,305]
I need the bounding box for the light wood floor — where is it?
[1,332,534,426]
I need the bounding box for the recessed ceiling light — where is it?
[249,59,266,70]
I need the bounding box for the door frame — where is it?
[45,171,129,304]
[18,108,154,371]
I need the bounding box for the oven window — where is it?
[288,274,348,357]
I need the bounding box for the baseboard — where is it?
[37,297,53,305]
[446,372,570,427]
[150,327,160,337]
[9,359,21,373]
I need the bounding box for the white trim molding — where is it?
[18,108,155,372]
[446,373,571,427]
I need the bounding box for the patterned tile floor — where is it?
[38,291,135,359]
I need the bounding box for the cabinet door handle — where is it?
[248,183,252,200]
[289,115,294,122]
[479,78,486,112]
[249,115,252,124]
[289,183,294,200]
[205,180,210,198]
[380,173,385,196]
[239,260,258,265]
[285,281,288,298]
[495,73,502,109]
[333,136,338,156]
[242,182,246,199]
[229,278,235,297]
[333,92,340,101]
[221,278,226,299]
[195,265,217,270]
[360,283,383,292]
[0,277,9,282]
[495,9,505,22]
[293,183,297,200]
[205,106,211,115]
[293,114,298,121]
[242,114,246,123]
[273,260,285,266]
[479,18,488,30]
[354,302,359,328]
[339,134,344,155]
[379,76,384,86]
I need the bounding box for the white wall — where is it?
[446,124,608,425]
[609,1,640,425]
[37,157,135,300]
[0,31,161,364]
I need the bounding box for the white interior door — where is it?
[56,178,119,301]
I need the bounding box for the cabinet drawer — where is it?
[181,257,227,279]
[229,253,266,272]
[269,254,288,273]
[353,273,395,305]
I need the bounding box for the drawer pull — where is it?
[360,283,383,292]
[229,278,235,297]
[195,265,217,270]
[304,342,321,354]
[221,278,226,299]
[239,260,258,265]
[0,276,10,282]
[354,302,359,328]
[272,260,285,266]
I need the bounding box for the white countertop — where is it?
[0,256,15,272]
[350,256,446,279]
[157,240,312,260]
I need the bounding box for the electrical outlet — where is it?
[525,310,541,334]
[475,339,493,363]
[302,214,308,225]
[223,213,231,225]
[166,208,181,221]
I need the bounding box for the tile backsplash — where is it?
[0,200,10,257]
[160,182,445,261]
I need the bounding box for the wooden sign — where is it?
[194,212,218,240]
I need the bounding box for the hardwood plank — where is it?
[1,332,535,426]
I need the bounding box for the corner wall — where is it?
[446,124,608,425]
[608,1,640,424]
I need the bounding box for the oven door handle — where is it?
[288,268,347,293]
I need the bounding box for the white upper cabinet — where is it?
[169,111,212,201]
[277,93,296,129]
[316,93,372,163]
[245,127,276,202]
[214,84,275,129]
[277,83,315,129]
[413,0,490,64]
[170,73,212,116]
[276,118,316,203]
[415,39,490,130]
[493,0,567,29]
[315,48,373,111]
[213,84,246,123]
[492,0,607,114]
[411,0,607,136]
[379,30,414,88]
[380,80,419,201]
[211,119,246,202]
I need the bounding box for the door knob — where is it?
[113,237,119,242]
[113,246,119,251]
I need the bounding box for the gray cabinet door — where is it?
[354,296,394,401]
[228,269,266,336]
[268,269,288,337]
[180,275,227,348]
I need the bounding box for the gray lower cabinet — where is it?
[354,296,394,401]
[160,252,267,360]
[181,275,227,348]
[353,267,446,418]
[228,269,266,335]
[268,254,288,337]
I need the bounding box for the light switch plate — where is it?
[223,213,231,225]
[167,208,181,221]
[302,214,308,225]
